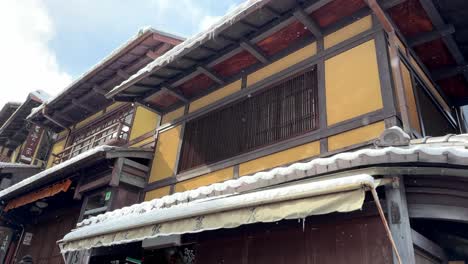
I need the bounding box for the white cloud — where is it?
[0,0,71,107]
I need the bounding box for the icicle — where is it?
[302,218,306,232]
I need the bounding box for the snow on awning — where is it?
[59,174,382,253]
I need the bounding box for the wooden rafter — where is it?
[197,66,225,85]
[419,0,468,83]
[53,112,74,123]
[432,64,468,81]
[116,69,130,79]
[161,87,189,103]
[240,40,269,64]
[93,85,106,95]
[72,99,96,112]
[408,24,455,47]
[146,43,173,60]
[293,7,322,37]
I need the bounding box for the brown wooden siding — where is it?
[179,67,318,171]
[194,215,392,264]
[16,206,80,264]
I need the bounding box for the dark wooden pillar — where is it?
[385,176,415,264]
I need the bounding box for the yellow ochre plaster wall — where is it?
[324,16,372,49]
[175,167,233,192]
[401,62,422,134]
[328,121,385,151]
[247,42,317,86]
[145,186,171,201]
[325,40,383,125]
[161,107,185,126]
[46,138,67,168]
[148,126,181,183]
[239,141,320,176]
[129,106,159,141]
[189,80,242,113]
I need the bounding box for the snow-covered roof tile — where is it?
[107,0,269,97]
[76,135,468,229]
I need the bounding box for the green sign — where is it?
[105,191,112,201]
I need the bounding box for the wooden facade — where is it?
[1,0,468,263]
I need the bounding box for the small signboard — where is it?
[105,191,112,201]
[23,232,33,246]
[0,226,13,263]
[19,125,44,164]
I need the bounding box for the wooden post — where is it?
[366,0,411,133]
[385,176,416,264]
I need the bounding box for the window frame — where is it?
[178,66,319,172]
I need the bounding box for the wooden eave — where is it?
[0,102,20,129]
[0,147,153,201]
[0,94,45,148]
[108,0,468,113]
[106,0,405,113]
[28,29,184,133]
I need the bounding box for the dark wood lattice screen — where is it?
[179,67,318,172]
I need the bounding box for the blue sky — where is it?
[0,0,242,107]
[46,0,243,77]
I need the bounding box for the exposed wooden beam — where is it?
[408,24,455,47]
[161,87,188,103]
[146,75,164,82]
[116,69,130,79]
[380,0,406,10]
[72,99,96,112]
[304,0,335,13]
[419,0,468,83]
[240,21,259,31]
[92,84,106,95]
[264,5,281,18]
[217,34,238,45]
[197,66,225,85]
[182,56,202,64]
[53,112,74,123]
[432,64,468,81]
[146,43,173,60]
[166,66,184,72]
[293,7,322,37]
[199,45,219,53]
[411,229,447,262]
[152,34,180,46]
[240,40,269,64]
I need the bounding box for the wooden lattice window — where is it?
[179,67,318,172]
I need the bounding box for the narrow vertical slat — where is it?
[179,67,319,171]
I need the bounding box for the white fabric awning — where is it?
[59,174,381,253]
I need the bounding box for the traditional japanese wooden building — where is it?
[56,0,468,263]
[0,28,183,263]
[1,0,468,263]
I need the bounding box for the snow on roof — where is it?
[0,145,115,199]
[27,27,184,120]
[76,138,468,228]
[62,174,376,247]
[0,162,39,169]
[108,0,268,97]
[30,90,51,102]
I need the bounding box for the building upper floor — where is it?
[0,91,51,167]
[26,28,183,168]
[100,0,468,201]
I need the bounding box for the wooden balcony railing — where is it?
[52,121,130,165]
[0,155,10,162]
